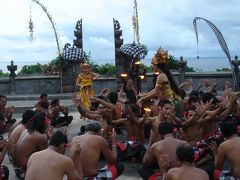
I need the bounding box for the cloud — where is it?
[0,0,240,71]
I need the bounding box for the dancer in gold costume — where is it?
[76,63,99,110]
[137,48,182,116]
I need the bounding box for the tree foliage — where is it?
[0,71,9,77]
[141,55,195,72]
[166,55,179,70]
[41,56,62,74]
[18,63,42,74]
[15,52,195,75]
[216,67,231,72]
[87,60,115,75]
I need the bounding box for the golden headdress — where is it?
[151,47,169,65]
[80,62,90,68]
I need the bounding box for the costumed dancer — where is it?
[137,48,182,117]
[76,63,99,110]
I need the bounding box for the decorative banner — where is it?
[193,17,237,89]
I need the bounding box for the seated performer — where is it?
[70,122,124,180]
[139,122,187,180]
[210,119,240,179]
[25,131,83,180]
[159,143,209,180]
[0,95,16,134]
[47,99,73,127]
[8,110,36,162]
[11,112,50,179]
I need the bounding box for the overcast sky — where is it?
[1,0,240,68]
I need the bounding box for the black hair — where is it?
[156,63,180,96]
[201,92,219,105]
[51,99,60,106]
[179,89,186,100]
[220,119,237,138]
[38,99,49,109]
[85,122,101,133]
[158,122,174,135]
[187,105,196,112]
[189,91,199,99]
[0,114,4,122]
[78,125,86,135]
[22,109,36,124]
[49,130,68,147]
[109,92,118,104]
[201,92,213,104]
[188,96,199,104]
[28,112,47,134]
[40,93,48,99]
[176,144,194,163]
[0,95,6,100]
[212,89,217,94]
[158,99,171,107]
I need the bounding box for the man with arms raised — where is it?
[141,99,181,135]
[25,130,83,180]
[70,122,124,179]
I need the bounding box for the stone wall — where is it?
[0,71,234,95]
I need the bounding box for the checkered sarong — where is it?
[83,166,114,180]
[218,170,240,180]
[62,47,87,61]
[120,43,147,59]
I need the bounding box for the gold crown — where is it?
[80,62,90,68]
[151,48,169,65]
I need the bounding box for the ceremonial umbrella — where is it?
[62,44,87,62]
[120,43,148,59]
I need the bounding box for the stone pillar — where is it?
[7,60,17,94]
[61,62,81,93]
[61,19,84,93]
[177,56,187,83]
[113,18,130,91]
[73,19,83,49]
[231,55,240,91]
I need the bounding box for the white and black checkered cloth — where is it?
[120,43,147,59]
[62,47,87,61]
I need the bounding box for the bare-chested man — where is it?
[141,99,181,137]
[90,92,122,120]
[103,106,145,143]
[33,93,50,108]
[0,138,11,180]
[25,130,83,180]
[11,112,50,179]
[0,94,16,134]
[210,119,240,179]
[8,109,36,161]
[139,122,187,180]
[48,99,73,127]
[70,122,124,179]
[160,143,209,180]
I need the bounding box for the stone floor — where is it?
[2,111,142,180]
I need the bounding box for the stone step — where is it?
[6,93,73,101]
[7,99,77,113]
